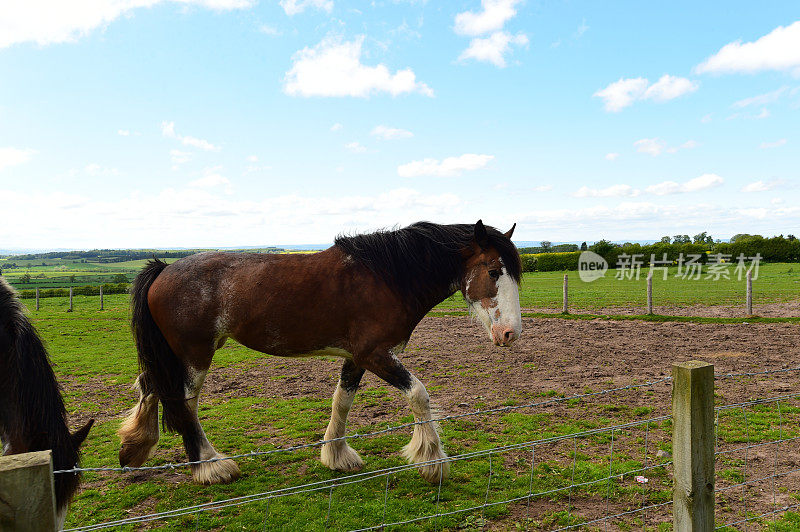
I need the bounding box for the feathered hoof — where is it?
[118,440,157,468]
[321,442,364,472]
[402,438,450,484]
[191,455,241,485]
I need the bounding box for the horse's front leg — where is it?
[360,348,449,483]
[321,359,365,472]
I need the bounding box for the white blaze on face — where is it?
[468,266,522,345]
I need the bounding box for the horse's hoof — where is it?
[416,458,450,484]
[321,442,364,472]
[402,437,450,484]
[118,442,156,468]
[191,455,241,484]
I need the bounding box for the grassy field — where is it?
[435,262,799,311]
[0,258,182,289]
[10,260,797,311]
[12,288,800,530]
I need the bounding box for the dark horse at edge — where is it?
[0,278,93,528]
[119,220,522,484]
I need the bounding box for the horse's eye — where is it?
[488,269,501,280]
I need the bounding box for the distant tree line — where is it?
[521,233,799,272]
[1,247,290,264]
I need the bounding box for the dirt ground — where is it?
[86,314,800,529]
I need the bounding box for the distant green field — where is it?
[436,262,799,311]
[0,257,181,289]
[7,260,797,310]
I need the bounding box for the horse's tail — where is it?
[0,278,91,514]
[131,259,191,433]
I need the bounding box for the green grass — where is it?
[434,262,799,311]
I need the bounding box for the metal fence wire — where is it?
[58,366,800,531]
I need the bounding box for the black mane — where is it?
[0,278,82,511]
[334,221,521,312]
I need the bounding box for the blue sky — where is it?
[0,1,798,249]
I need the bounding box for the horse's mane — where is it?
[0,278,81,510]
[334,222,521,312]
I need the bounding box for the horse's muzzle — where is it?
[491,325,519,347]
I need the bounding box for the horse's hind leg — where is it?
[321,360,365,472]
[118,374,160,467]
[360,350,449,483]
[177,366,241,485]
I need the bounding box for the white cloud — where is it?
[594,75,697,112]
[330,123,343,132]
[247,155,258,163]
[634,138,667,156]
[574,184,639,198]
[643,75,699,102]
[0,187,465,248]
[701,114,713,123]
[189,167,233,194]
[0,0,254,49]
[161,121,220,151]
[117,129,130,136]
[458,31,528,67]
[83,163,119,177]
[284,35,433,98]
[593,77,648,112]
[605,152,620,161]
[454,0,522,36]
[398,153,494,177]
[170,149,191,168]
[532,185,553,192]
[741,179,784,192]
[371,125,413,140]
[696,21,800,75]
[732,87,788,108]
[574,19,589,39]
[760,139,787,149]
[344,141,367,153]
[279,0,332,16]
[646,173,724,195]
[634,138,697,156]
[258,24,281,36]
[0,147,35,171]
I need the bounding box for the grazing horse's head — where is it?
[462,220,522,347]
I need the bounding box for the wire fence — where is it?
[47,364,800,530]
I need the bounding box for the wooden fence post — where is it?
[562,274,568,314]
[68,287,73,312]
[0,450,57,530]
[746,270,753,316]
[647,271,653,315]
[35,287,39,311]
[100,285,104,311]
[672,360,715,532]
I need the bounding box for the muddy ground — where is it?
[83,314,800,530]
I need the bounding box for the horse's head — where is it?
[461,220,522,347]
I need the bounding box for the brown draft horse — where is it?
[0,278,94,528]
[119,220,522,485]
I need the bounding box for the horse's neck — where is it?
[408,281,461,323]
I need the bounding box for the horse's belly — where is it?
[286,346,353,359]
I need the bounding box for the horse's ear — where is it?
[504,223,516,239]
[474,220,489,249]
[71,419,94,448]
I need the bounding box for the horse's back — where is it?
[146,248,404,359]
